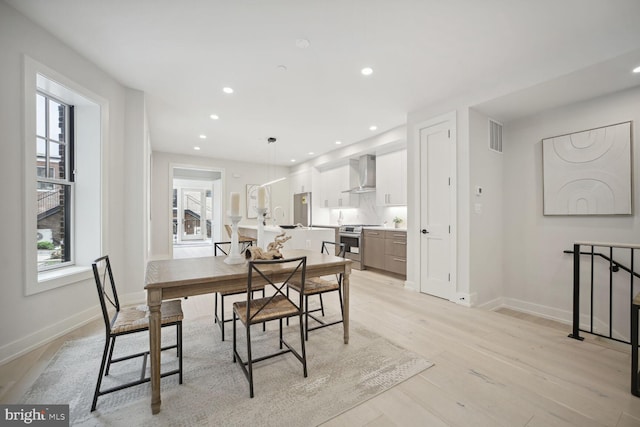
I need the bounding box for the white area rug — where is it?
[22,316,433,426]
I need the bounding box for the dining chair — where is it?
[224,224,257,245]
[232,256,308,398]
[287,241,346,340]
[90,255,183,412]
[213,241,264,341]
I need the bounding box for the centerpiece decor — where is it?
[246,231,291,260]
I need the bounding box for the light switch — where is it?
[474,203,482,214]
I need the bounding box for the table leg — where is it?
[148,289,162,414]
[343,265,350,344]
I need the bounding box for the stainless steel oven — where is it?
[339,225,371,270]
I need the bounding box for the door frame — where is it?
[408,111,457,301]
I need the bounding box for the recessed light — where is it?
[277,65,288,72]
[222,87,234,94]
[308,152,314,155]
[199,134,207,139]
[290,159,296,163]
[194,146,201,151]
[369,125,377,131]
[210,114,219,120]
[633,65,640,73]
[335,140,342,145]
[361,67,373,76]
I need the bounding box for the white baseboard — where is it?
[403,280,418,291]
[0,291,148,366]
[0,306,100,366]
[454,292,476,307]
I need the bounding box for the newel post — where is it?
[568,243,584,341]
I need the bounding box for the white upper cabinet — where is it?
[376,148,407,206]
[320,160,359,208]
[289,169,312,194]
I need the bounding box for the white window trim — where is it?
[23,55,108,296]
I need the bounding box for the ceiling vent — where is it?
[489,119,503,153]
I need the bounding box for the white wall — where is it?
[501,87,640,322]
[124,90,150,303]
[150,151,290,259]
[468,108,504,305]
[0,2,145,363]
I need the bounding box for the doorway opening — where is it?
[172,166,223,258]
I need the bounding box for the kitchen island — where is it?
[238,225,335,252]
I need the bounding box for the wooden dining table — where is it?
[144,249,352,414]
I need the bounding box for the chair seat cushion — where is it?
[233,295,298,324]
[288,277,340,295]
[111,299,183,335]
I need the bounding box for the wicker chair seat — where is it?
[233,295,298,324]
[111,300,183,335]
[220,283,265,297]
[288,277,339,295]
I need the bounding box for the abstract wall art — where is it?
[542,121,632,215]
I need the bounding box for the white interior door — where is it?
[419,120,455,299]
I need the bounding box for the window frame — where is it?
[36,91,75,272]
[23,55,106,296]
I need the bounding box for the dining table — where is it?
[144,248,352,414]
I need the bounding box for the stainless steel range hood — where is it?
[343,154,376,193]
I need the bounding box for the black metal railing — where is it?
[566,241,640,397]
[566,241,638,344]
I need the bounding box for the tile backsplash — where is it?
[319,192,407,228]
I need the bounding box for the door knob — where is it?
[421,229,429,234]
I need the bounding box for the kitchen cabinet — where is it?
[289,169,312,194]
[363,229,385,270]
[363,229,407,276]
[320,161,359,208]
[384,230,407,275]
[376,148,407,206]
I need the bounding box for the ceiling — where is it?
[7,0,640,165]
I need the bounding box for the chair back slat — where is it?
[92,255,120,332]
[321,241,345,283]
[214,241,253,256]
[247,256,306,323]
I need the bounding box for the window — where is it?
[36,92,74,271]
[24,55,104,295]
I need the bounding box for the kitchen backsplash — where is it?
[316,192,407,227]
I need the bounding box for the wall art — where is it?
[542,121,631,215]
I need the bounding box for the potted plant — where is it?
[392,217,403,228]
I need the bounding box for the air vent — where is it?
[489,119,503,153]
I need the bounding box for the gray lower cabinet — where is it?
[363,229,406,275]
[384,231,407,275]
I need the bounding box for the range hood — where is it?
[343,154,376,194]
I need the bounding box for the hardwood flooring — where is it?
[1,269,638,426]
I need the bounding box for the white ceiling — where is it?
[7,0,640,165]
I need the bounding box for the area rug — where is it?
[21,316,433,426]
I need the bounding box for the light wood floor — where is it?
[1,269,639,426]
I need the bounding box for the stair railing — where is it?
[565,241,639,343]
[566,241,640,397]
